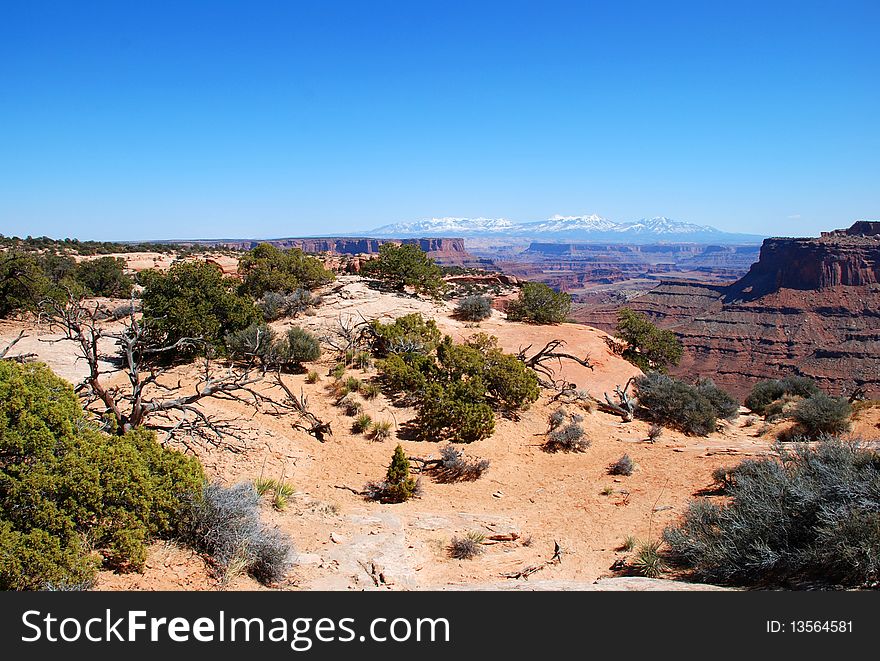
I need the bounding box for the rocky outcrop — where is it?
[574,223,880,398]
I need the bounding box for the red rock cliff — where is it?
[574,222,880,398]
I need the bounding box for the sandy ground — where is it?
[3,277,878,591]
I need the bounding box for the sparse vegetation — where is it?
[364,444,418,503]
[448,531,486,560]
[306,370,320,384]
[431,445,490,483]
[368,420,393,441]
[608,454,634,476]
[647,423,663,443]
[506,282,571,324]
[352,413,373,434]
[544,410,590,453]
[455,295,493,321]
[664,437,880,587]
[614,308,683,373]
[631,540,666,578]
[183,482,293,584]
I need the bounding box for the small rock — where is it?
[330,532,346,544]
[492,491,504,498]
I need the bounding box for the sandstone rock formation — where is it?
[574,222,880,398]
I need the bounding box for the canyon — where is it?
[574,222,880,398]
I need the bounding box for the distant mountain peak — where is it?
[367,214,764,244]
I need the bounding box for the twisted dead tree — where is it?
[39,293,292,451]
[595,376,637,422]
[0,331,36,363]
[517,339,594,390]
[268,372,333,442]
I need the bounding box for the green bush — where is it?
[361,243,446,297]
[0,361,204,590]
[506,282,571,324]
[369,313,442,356]
[225,322,278,363]
[365,444,418,503]
[664,437,880,586]
[376,331,537,443]
[791,393,852,437]
[634,372,722,436]
[238,243,334,298]
[274,327,322,369]
[455,295,493,321]
[415,382,496,443]
[745,376,820,415]
[614,308,683,372]
[256,288,319,321]
[695,378,740,421]
[73,257,134,298]
[0,251,52,317]
[140,261,260,353]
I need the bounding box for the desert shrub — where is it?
[368,420,394,441]
[369,314,442,356]
[0,361,204,590]
[257,288,320,321]
[376,353,430,397]
[183,482,292,584]
[305,370,320,384]
[361,243,446,297]
[360,381,381,399]
[614,308,683,372]
[330,362,346,379]
[481,349,540,412]
[377,331,537,443]
[506,282,571,324]
[364,445,418,503]
[455,295,493,321]
[745,376,820,415]
[791,393,852,437]
[415,383,496,443]
[73,257,134,298]
[620,535,638,552]
[548,408,567,432]
[631,540,666,578]
[238,243,334,298]
[647,423,663,443]
[695,378,740,421]
[448,531,486,560]
[354,350,372,370]
[0,251,53,317]
[225,322,277,363]
[140,261,260,353]
[339,394,363,416]
[274,327,322,369]
[544,420,590,453]
[634,373,720,436]
[344,376,362,392]
[352,413,373,434]
[664,437,880,586]
[432,445,490,483]
[608,454,634,476]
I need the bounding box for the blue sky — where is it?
[1,0,877,240]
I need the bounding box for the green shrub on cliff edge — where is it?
[0,361,204,590]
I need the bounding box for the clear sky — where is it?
[1,0,877,241]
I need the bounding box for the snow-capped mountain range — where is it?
[368,215,764,244]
